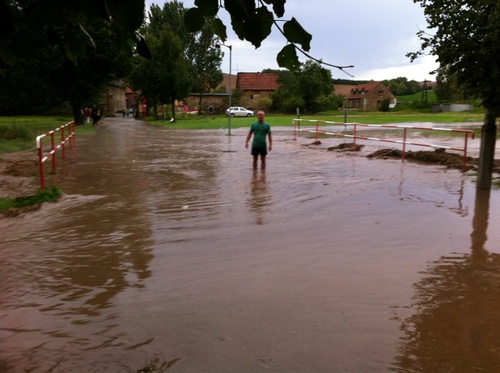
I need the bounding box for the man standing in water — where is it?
[245,110,272,169]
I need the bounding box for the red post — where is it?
[353,123,357,149]
[463,132,469,171]
[402,127,407,162]
[36,121,77,189]
[38,139,45,190]
[61,126,66,161]
[70,121,76,149]
[51,132,56,173]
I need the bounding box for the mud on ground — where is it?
[0,150,39,198]
[325,142,500,177]
[365,147,500,175]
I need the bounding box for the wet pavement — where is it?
[2,116,500,372]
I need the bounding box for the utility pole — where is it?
[216,43,232,135]
[421,79,428,105]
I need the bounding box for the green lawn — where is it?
[0,116,94,154]
[396,89,439,104]
[145,110,485,129]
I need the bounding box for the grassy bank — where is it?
[0,116,95,154]
[0,185,61,212]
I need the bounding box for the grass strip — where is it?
[0,185,62,211]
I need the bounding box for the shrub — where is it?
[253,97,272,112]
[379,98,391,112]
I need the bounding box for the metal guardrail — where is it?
[36,121,76,189]
[293,119,475,171]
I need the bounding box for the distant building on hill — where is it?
[344,82,397,111]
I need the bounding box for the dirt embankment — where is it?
[365,147,500,175]
[324,141,500,175]
[0,151,39,199]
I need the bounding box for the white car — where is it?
[225,107,254,117]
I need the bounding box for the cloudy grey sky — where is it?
[146,0,438,82]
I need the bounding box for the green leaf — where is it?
[107,0,145,32]
[242,7,273,48]
[262,0,286,18]
[211,18,227,42]
[195,0,219,17]
[242,0,256,15]
[277,44,301,70]
[231,19,246,40]
[185,8,205,32]
[256,6,273,38]
[224,0,246,20]
[283,17,312,51]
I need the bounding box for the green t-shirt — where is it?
[250,121,271,148]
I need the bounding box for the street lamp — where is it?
[216,43,232,135]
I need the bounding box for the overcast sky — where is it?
[145,0,438,82]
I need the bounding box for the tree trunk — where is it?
[198,93,203,115]
[171,97,176,122]
[477,109,497,190]
[70,98,84,125]
[471,188,490,253]
[153,99,158,120]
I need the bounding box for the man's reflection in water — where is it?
[390,188,500,372]
[248,169,271,225]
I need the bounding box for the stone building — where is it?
[345,82,396,111]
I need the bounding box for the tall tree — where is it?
[0,0,149,73]
[137,31,190,120]
[409,0,500,189]
[272,61,337,114]
[383,77,421,96]
[129,2,222,119]
[434,67,466,104]
[186,26,223,115]
[297,61,336,113]
[0,18,133,122]
[0,0,148,123]
[128,4,192,121]
[156,1,223,114]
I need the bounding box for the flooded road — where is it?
[2,117,500,372]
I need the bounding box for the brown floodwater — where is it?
[2,117,500,372]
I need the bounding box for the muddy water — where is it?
[2,117,500,372]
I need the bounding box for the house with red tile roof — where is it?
[333,84,357,97]
[235,72,280,109]
[345,82,396,111]
[185,72,279,112]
